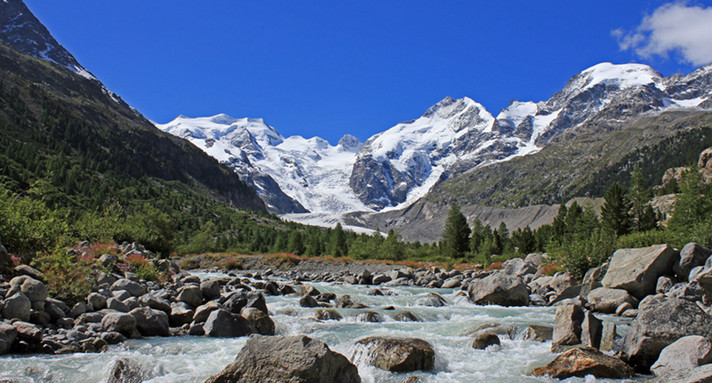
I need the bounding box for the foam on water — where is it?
[0,274,644,382]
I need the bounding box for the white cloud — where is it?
[614,2,712,66]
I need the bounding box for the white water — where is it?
[0,273,642,382]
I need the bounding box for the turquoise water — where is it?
[0,273,642,382]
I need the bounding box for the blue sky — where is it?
[25,1,712,144]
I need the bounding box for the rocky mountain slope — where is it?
[161,62,712,233]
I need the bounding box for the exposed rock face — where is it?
[601,245,679,299]
[353,337,435,372]
[531,347,634,379]
[467,273,529,307]
[623,295,712,371]
[650,335,712,377]
[205,335,360,383]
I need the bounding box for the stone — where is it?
[111,279,146,297]
[194,301,221,323]
[656,276,675,294]
[415,292,447,307]
[169,302,194,327]
[581,311,602,349]
[586,287,638,314]
[530,347,634,379]
[3,292,31,321]
[87,293,107,310]
[223,290,268,315]
[315,309,343,321]
[101,312,137,336]
[139,294,171,313]
[501,257,537,277]
[579,265,606,303]
[240,307,275,336]
[99,253,118,268]
[467,272,529,307]
[205,335,360,383]
[106,298,130,313]
[356,311,384,323]
[651,335,712,377]
[336,294,358,308]
[300,284,320,296]
[204,309,255,338]
[601,244,678,299]
[471,332,500,349]
[0,322,17,355]
[623,295,712,371]
[101,331,126,345]
[12,321,42,343]
[129,307,169,337]
[200,279,222,300]
[16,277,47,302]
[177,285,204,308]
[523,325,553,342]
[675,243,712,281]
[299,294,320,308]
[647,364,712,383]
[616,302,633,316]
[393,311,419,322]
[441,277,461,289]
[552,304,584,349]
[107,358,148,383]
[600,321,617,352]
[354,337,435,372]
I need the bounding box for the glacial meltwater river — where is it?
[0,271,642,383]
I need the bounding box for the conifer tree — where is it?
[441,204,470,258]
[328,223,348,257]
[601,182,632,236]
[629,167,656,232]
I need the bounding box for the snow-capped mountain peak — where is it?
[578,62,662,91]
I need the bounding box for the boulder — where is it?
[87,293,107,311]
[300,294,320,308]
[467,273,529,307]
[523,325,553,342]
[194,301,222,323]
[600,321,617,352]
[129,307,169,337]
[0,322,18,355]
[101,312,137,336]
[204,309,255,338]
[579,265,606,303]
[106,298,130,313]
[177,285,204,308]
[205,335,360,383]
[415,292,447,307]
[240,307,275,336]
[623,295,712,371]
[647,364,712,383]
[354,337,435,372]
[2,292,31,321]
[552,304,584,350]
[335,295,358,308]
[501,257,537,277]
[471,332,500,349]
[106,358,148,383]
[169,302,194,327]
[675,243,712,281]
[223,290,268,315]
[111,279,146,297]
[139,294,171,313]
[14,277,48,302]
[200,279,222,300]
[300,285,320,296]
[601,244,678,299]
[12,321,42,343]
[315,309,343,321]
[651,335,712,377]
[586,287,638,314]
[581,311,602,349]
[531,347,634,379]
[393,311,419,322]
[356,311,384,323]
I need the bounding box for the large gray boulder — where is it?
[177,285,204,308]
[205,335,360,383]
[647,364,712,383]
[106,358,150,383]
[601,244,678,299]
[531,347,634,379]
[169,302,194,327]
[110,279,146,297]
[223,290,268,315]
[651,335,712,377]
[501,258,537,277]
[200,279,222,300]
[623,295,712,371]
[552,304,584,350]
[240,307,275,336]
[353,337,435,372]
[675,243,712,281]
[586,287,638,314]
[204,309,255,338]
[8,276,48,302]
[2,293,31,322]
[0,322,17,355]
[129,307,169,337]
[468,272,529,307]
[101,312,137,336]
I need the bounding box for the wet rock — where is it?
[0,322,17,355]
[2,293,31,321]
[530,347,634,379]
[586,287,638,314]
[336,294,359,308]
[523,325,553,342]
[240,307,275,335]
[650,335,712,377]
[467,272,529,307]
[204,309,255,338]
[107,358,148,383]
[101,331,126,345]
[101,312,137,336]
[356,311,384,323]
[393,311,419,322]
[223,290,268,315]
[471,332,500,349]
[416,292,447,307]
[315,309,343,321]
[552,304,584,350]
[205,335,360,383]
[300,284,321,296]
[623,295,712,371]
[354,337,435,372]
[299,294,320,308]
[130,307,169,337]
[601,244,678,299]
[111,279,147,297]
[194,301,221,323]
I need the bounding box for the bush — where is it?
[548,229,616,280]
[616,229,682,249]
[124,253,161,281]
[33,251,94,306]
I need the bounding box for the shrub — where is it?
[125,253,161,281]
[33,251,94,306]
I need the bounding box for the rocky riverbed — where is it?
[2,241,712,382]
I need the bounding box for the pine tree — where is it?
[328,223,348,257]
[629,168,655,232]
[601,182,632,236]
[382,229,405,260]
[287,231,305,255]
[669,168,712,230]
[441,204,471,258]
